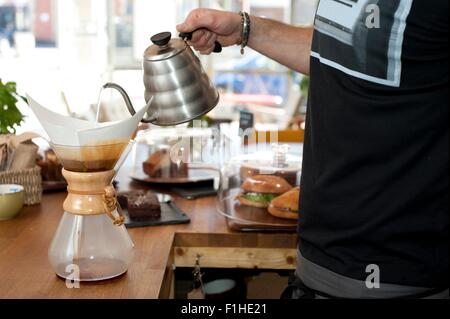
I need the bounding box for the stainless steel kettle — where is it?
[104,31,220,126]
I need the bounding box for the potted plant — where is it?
[0,79,27,134]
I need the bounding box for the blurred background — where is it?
[0,0,318,133]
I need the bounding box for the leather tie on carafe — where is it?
[103,186,125,226]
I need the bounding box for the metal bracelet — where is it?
[239,11,251,55]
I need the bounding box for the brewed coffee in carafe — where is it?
[27,95,151,282]
[48,142,135,281]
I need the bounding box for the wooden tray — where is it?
[130,165,219,185]
[42,180,67,192]
[218,189,297,232]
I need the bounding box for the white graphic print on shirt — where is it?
[312,0,413,87]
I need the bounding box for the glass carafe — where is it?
[48,143,135,281]
[49,213,134,281]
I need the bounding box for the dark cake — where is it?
[117,190,145,209]
[117,191,161,220]
[143,149,189,178]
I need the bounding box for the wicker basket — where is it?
[0,166,42,205]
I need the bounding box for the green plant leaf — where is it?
[0,79,25,135]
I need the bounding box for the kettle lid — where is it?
[143,32,186,62]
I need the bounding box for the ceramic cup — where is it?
[0,184,24,220]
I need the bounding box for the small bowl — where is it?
[203,279,238,300]
[0,184,25,220]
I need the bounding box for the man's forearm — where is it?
[248,16,313,75]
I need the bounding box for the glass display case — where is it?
[130,128,222,185]
[217,144,302,231]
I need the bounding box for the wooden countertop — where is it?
[0,168,298,299]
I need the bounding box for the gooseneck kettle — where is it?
[104,31,220,126]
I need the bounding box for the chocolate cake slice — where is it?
[117,191,145,209]
[123,191,162,220]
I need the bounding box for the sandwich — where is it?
[268,187,300,220]
[237,175,293,208]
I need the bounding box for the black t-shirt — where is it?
[300,0,449,288]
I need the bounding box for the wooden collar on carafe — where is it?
[63,169,125,226]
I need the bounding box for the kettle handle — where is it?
[101,83,157,124]
[179,31,222,53]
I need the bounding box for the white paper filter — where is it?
[27,94,153,147]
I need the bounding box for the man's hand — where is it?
[178,8,313,75]
[177,9,242,55]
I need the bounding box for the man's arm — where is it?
[177,9,313,75]
[247,16,313,75]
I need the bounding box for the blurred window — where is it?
[109,0,134,68]
[201,0,318,113]
[0,0,56,49]
[1,0,318,125]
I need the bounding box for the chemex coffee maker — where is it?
[28,31,219,281]
[49,142,135,281]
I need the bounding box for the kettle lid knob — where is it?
[151,32,172,47]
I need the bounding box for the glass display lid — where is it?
[130,127,221,184]
[217,144,302,231]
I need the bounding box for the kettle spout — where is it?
[102,82,156,124]
[102,83,136,116]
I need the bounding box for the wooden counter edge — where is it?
[158,231,298,298]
